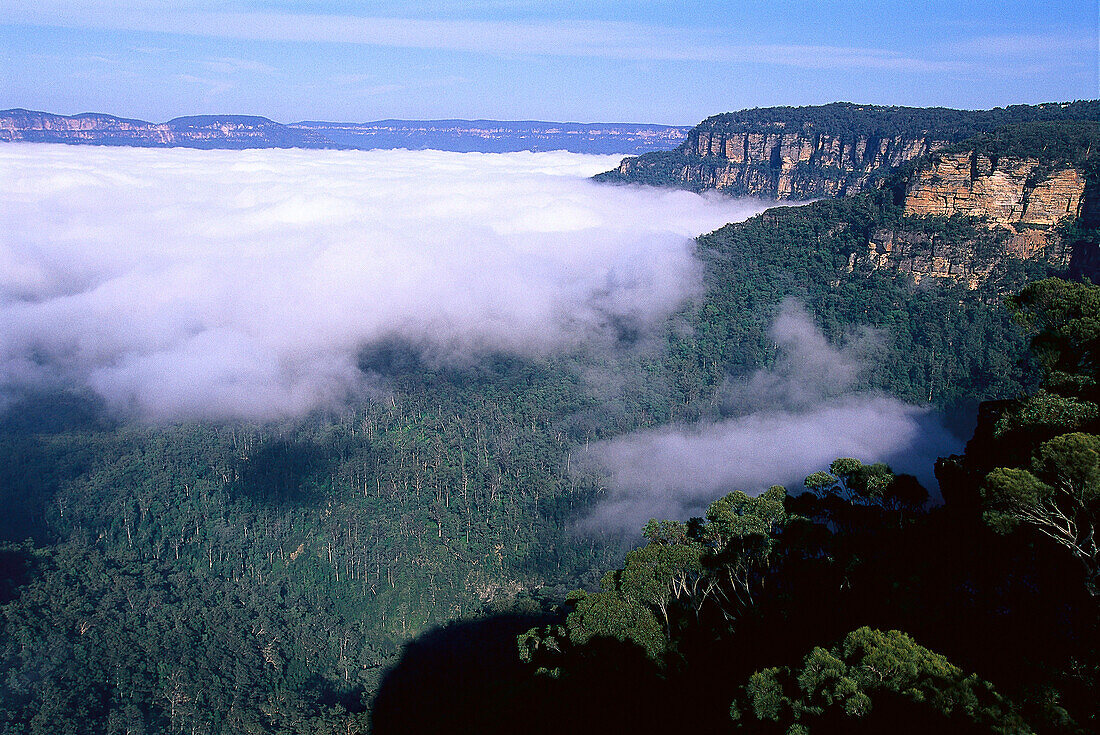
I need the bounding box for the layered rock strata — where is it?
[598,101,1099,200]
[865,152,1088,287]
[607,130,946,199]
[904,152,1085,226]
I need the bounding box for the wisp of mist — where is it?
[0,145,769,420]
[578,301,963,533]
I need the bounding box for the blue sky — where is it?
[1,1,1096,124]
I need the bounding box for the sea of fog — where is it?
[0,144,960,524]
[0,145,768,420]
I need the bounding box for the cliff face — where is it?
[864,224,1072,289]
[597,101,1100,200]
[903,152,1085,226]
[864,152,1089,287]
[290,120,690,155]
[0,110,335,149]
[0,110,176,145]
[0,108,690,154]
[608,130,946,199]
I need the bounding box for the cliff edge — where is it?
[596,101,1099,200]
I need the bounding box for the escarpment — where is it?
[0,109,336,148]
[596,101,1099,200]
[902,152,1085,226]
[865,121,1099,287]
[602,128,946,199]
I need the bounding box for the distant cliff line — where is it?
[0,109,689,155]
[595,100,1099,200]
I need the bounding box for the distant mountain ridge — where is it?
[595,100,1100,199]
[0,109,335,149]
[0,108,690,154]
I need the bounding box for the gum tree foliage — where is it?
[983,433,1100,595]
[731,627,1032,734]
[802,458,928,528]
[1008,278,1100,401]
[518,487,788,670]
[980,279,1100,594]
[804,458,894,504]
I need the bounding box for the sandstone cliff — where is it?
[0,109,176,145]
[0,109,689,155]
[603,129,946,199]
[902,152,1085,226]
[863,222,1073,289]
[864,128,1095,288]
[596,101,1100,200]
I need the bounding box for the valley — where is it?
[1,100,1098,734]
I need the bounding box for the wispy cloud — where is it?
[578,301,961,532]
[3,5,988,72]
[946,32,1098,56]
[197,56,275,75]
[174,73,235,101]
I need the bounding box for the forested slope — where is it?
[495,278,1100,735]
[0,198,1057,733]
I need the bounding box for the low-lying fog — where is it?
[578,301,963,531]
[2,145,961,518]
[0,146,769,420]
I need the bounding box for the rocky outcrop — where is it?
[290,120,690,155]
[0,109,176,145]
[863,225,1072,289]
[863,152,1089,287]
[0,108,690,154]
[904,152,1085,226]
[597,101,1100,200]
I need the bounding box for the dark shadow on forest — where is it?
[0,546,37,604]
[370,613,685,735]
[302,673,370,718]
[0,388,114,436]
[0,390,115,544]
[228,438,335,505]
[357,337,425,378]
[358,337,563,392]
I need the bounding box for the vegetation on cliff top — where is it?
[693,100,1099,141]
[938,120,1100,167]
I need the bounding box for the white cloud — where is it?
[197,56,275,75]
[0,145,768,421]
[2,4,967,71]
[579,302,962,532]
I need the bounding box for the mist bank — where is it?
[579,302,964,532]
[0,146,769,421]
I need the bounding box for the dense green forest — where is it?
[0,201,1058,733]
[936,120,1100,167]
[493,277,1100,735]
[692,100,1100,141]
[1,110,1096,733]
